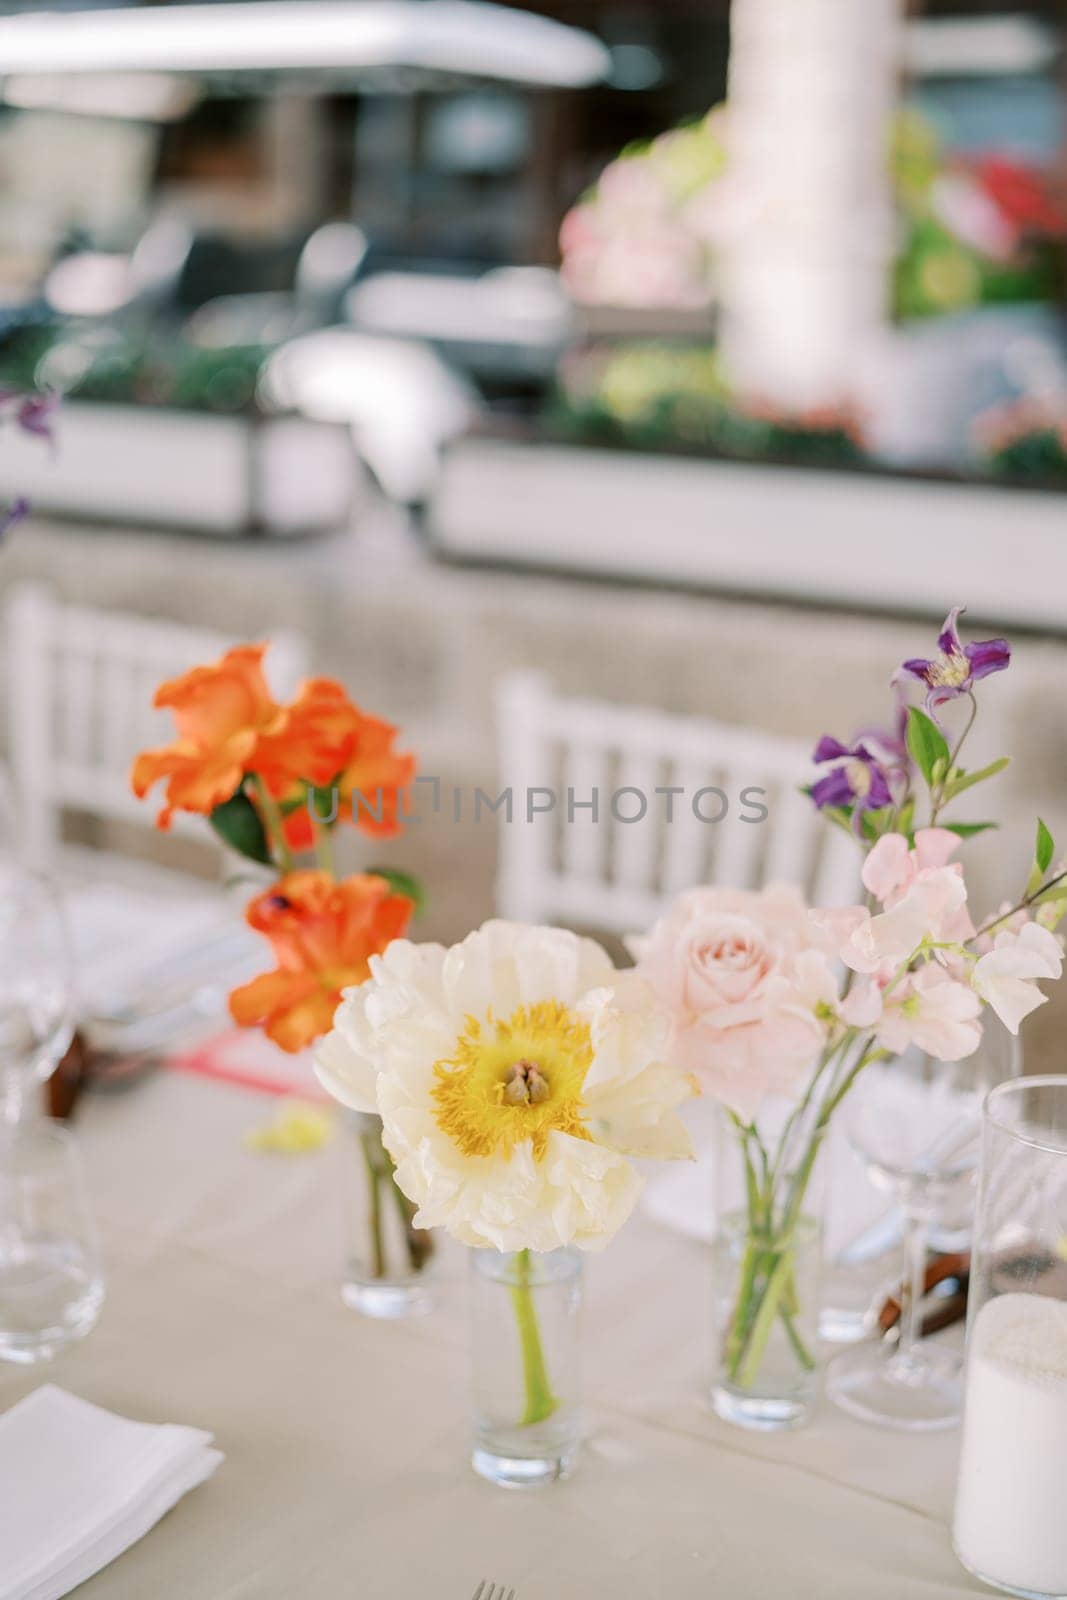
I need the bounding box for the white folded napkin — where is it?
[0,1385,222,1600]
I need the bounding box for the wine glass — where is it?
[0,865,73,1126]
[825,1023,1019,1430]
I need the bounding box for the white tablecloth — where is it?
[0,1066,984,1599]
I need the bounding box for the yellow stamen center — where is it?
[431,999,593,1160]
[845,758,872,798]
[928,652,969,689]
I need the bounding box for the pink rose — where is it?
[632,886,832,1120]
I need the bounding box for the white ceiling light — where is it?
[0,1,610,89]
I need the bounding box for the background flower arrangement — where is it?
[552,343,868,468]
[974,395,1067,487]
[559,102,1064,323]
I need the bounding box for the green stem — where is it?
[383,1150,435,1271]
[251,775,294,872]
[779,1304,816,1372]
[509,1249,558,1426]
[724,1232,761,1374]
[974,867,1067,941]
[736,1247,795,1389]
[358,1128,386,1279]
[728,1036,881,1388]
[314,817,335,876]
[931,690,977,825]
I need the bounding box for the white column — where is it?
[719,0,902,410]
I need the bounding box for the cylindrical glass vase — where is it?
[341,1112,435,1319]
[470,1247,582,1488]
[953,1076,1067,1599]
[711,1208,822,1429]
[710,1103,824,1430]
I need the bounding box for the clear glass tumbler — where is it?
[953,1076,1067,1599]
[340,1111,436,1318]
[470,1247,582,1488]
[0,1118,104,1363]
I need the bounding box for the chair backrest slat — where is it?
[5,583,309,870]
[494,672,861,937]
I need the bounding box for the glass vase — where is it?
[710,1105,824,1430]
[953,1076,1067,1599]
[712,1208,822,1429]
[470,1247,582,1488]
[340,1112,435,1319]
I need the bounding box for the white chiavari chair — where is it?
[495,671,860,936]
[5,582,308,880]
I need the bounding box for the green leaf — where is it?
[819,804,856,839]
[1037,818,1055,875]
[1025,819,1056,898]
[943,821,998,839]
[860,805,896,841]
[943,757,1010,801]
[209,790,273,867]
[905,707,950,788]
[370,866,425,915]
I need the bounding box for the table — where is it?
[0,1065,985,1599]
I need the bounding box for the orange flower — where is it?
[253,678,361,797]
[336,712,417,838]
[131,645,284,829]
[228,871,414,1053]
[252,678,416,847]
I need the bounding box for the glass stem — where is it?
[1,1067,31,1126]
[896,1202,929,1370]
[510,1248,558,1426]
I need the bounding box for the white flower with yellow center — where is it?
[315,920,695,1252]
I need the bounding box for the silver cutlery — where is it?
[472,1584,516,1600]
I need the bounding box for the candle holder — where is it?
[953,1076,1067,1598]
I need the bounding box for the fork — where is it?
[472,1584,516,1600]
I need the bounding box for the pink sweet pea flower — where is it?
[813,868,972,975]
[973,923,1064,1033]
[875,965,982,1061]
[862,828,962,906]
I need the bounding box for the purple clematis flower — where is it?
[16,392,59,447]
[853,683,910,774]
[0,497,28,541]
[896,606,1010,717]
[811,736,894,828]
